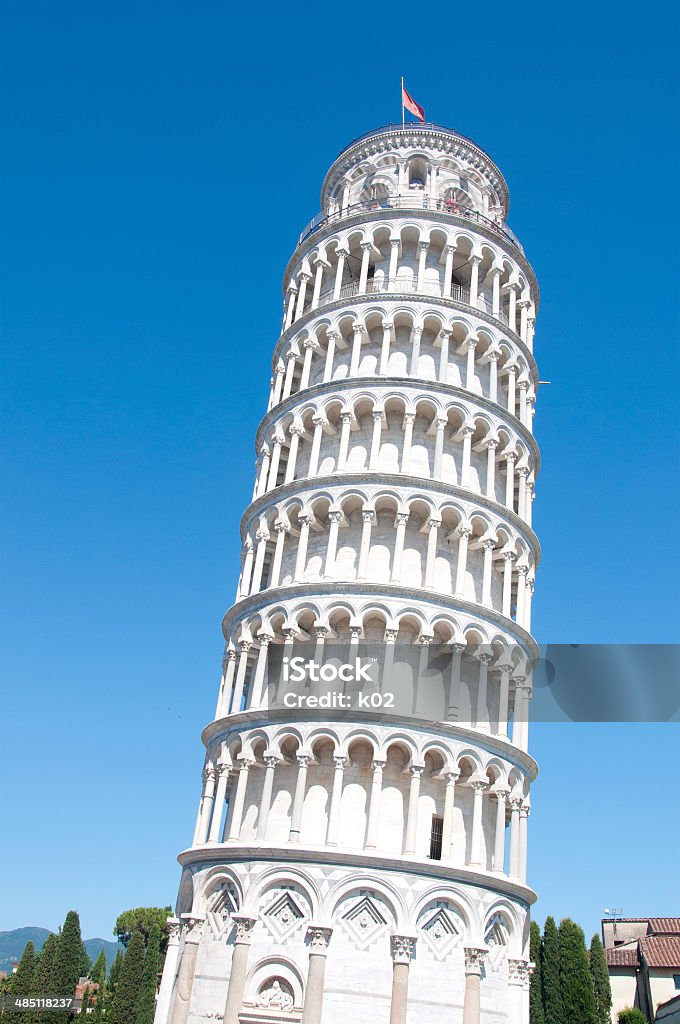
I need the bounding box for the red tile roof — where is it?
[640,936,680,968]
[648,919,680,935]
[606,946,640,967]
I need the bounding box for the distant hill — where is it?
[0,928,122,975]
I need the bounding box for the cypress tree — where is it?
[108,951,124,998]
[589,933,612,1024]
[542,916,564,1024]
[559,918,597,1024]
[529,922,545,1024]
[108,932,144,1024]
[50,912,89,997]
[30,935,58,996]
[29,934,58,1024]
[9,941,37,997]
[90,952,106,989]
[135,926,161,1024]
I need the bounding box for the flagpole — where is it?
[401,76,404,129]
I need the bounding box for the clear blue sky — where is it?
[2,1,678,945]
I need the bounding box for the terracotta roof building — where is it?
[602,918,680,1022]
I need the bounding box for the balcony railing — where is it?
[317,277,511,328]
[298,194,523,253]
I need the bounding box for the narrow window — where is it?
[429,814,444,860]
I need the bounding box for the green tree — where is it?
[29,934,58,996]
[8,941,37,997]
[559,918,597,1024]
[50,912,90,996]
[618,1010,648,1024]
[529,922,545,1023]
[589,933,612,1024]
[114,910,172,952]
[90,951,107,989]
[135,926,161,1024]
[542,916,564,1024]
[109,933,145,1024]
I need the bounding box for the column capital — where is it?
[332,754,347,769]
[328,510,343,525]
[352,322,364,337]
[470,254,482,266]
[417,240,429,253]
[306,924,333,953]
[263,753,280,769]
[435,415,448,429]
[313,625,329,640]
[349,625,363,641]
[464,946,487,975]
[408,763,425,777]
[372,758,387,771]
[361,509,375,523]
[238,639,253,654]
[166,917,181,944]
[427,516,442,530]
[231,914,257,944]
[391,934,417,964]
[508,958,532,986]
[457,524,473,539]
[360,241,373,252]
[180,914,205,944]
[382,319,394,331]
[395,512,409,526]
[273,521,288,536]
[384,628,399,643]
[282,627,298,641]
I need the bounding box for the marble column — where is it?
[223,916,256,1024]
[403,764,424,855]
[256,754,279,840]
[325,755,346,845]
[226,759,252,842]
[365,758,386,849]
[169,916,204,1024]
[154,918,181,1024]
[389,935,417,1024]
[462,947,487,1024]
[207,762,231,843]
[301,926,333,1024]
[469,779,487,867]
[289,752,311,841]
[441,769,460,863]
[492,788,509,872]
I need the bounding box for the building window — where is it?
[673,974,680,990]
[429,815,443,860]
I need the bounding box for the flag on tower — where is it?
[402,83,425,123]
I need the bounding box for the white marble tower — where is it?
[155,123,541,1024]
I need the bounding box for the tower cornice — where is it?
[240,472,542,565]
[176,845,537,907]
[221,580,539,658]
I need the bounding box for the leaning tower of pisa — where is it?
[155,123,540,1024]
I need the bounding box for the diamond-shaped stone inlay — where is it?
[341,894,388,950]
[420,905,461,960]
[262,889,306,942]
[206,883,238,941]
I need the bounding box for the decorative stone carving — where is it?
[390,935,416,964]
[340,893,389,950]
[419,904,462,959]
[262,888,307,942]
[256,978,294,1010]
[206,882,238,941]
[464,947,488,975]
